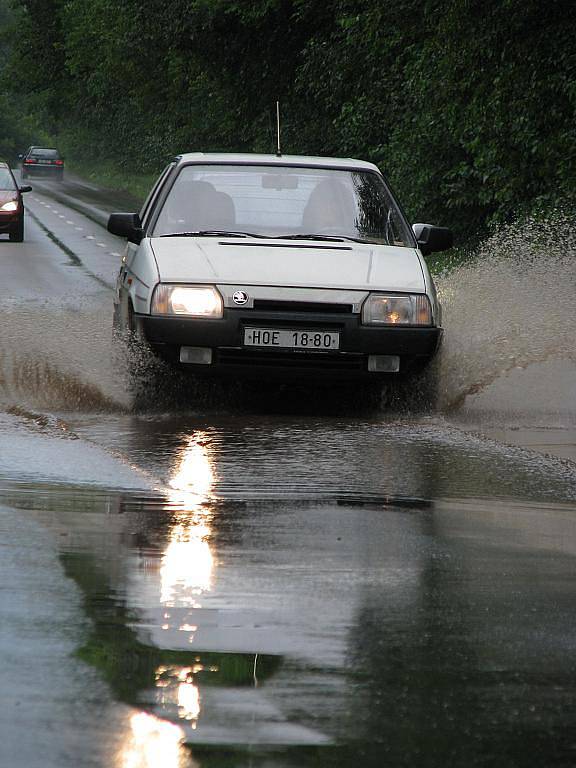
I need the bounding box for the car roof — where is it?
[174,152,380,173]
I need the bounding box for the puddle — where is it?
[64,412,576,504]
[2,477,576,766]
[1,199,576,766]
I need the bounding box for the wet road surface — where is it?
[1,175,575,767]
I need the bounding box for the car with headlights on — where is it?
[0,161,32,242]
[107,153,452,383]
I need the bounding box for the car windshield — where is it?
[0,168,16,190]
[152,164,415,246]
[30,148,59,158]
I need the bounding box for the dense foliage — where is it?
[0,2,21,157]
[1,0,574,236]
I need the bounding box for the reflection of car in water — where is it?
[20,146,64,180]
[0,161,31,242]
[108,153,452,385]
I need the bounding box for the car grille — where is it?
[252,299,353,314]
[217,348,366,370]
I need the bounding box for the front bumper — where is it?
[22,166,62,177]
[0,212,20,233]
[134,308,442,380]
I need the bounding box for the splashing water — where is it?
[0,300,129,412]
[437,210,576,411]
[0,212,574,416]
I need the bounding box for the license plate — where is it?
[37,159,50,164]
[244,328,340,350]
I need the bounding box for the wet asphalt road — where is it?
[0,174,576,767]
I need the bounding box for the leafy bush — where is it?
[1,0,574,237]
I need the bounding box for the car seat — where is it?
[164,180,236,231]
[302,179,356,233]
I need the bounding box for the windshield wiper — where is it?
[158,230,380,244]
[159,230,271,239]
[276,233,378,244]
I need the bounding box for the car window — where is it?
[152,164,415,246]
[0,168,16,190]
[140,162,176,226]
[30,148,60,159]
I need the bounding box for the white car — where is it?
[108,153,452,382]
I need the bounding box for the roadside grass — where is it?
[66,158,158,203]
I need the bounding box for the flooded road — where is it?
[1,177,575,767]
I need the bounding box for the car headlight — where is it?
[362,294,432,325]
[0,200,18,212]
[151,284,223,318]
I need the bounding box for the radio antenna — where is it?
[276,101,282,157]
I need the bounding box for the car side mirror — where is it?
[19,185,32,193]
[412,223,453,256]
[108,212,144,244]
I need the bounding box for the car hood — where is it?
[150,238,426,292]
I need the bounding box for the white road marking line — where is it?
[75,226,83,231]
[96,243,106,248]
[110,252,121,257]
[66,220,74,224]
[86,235,95,240]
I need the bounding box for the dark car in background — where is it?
[20,146,64,180]
[0,161,32,242]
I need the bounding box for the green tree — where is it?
[2,0,574,235]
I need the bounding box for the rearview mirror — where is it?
[108,212,144,244]
[262,173,299,190]
[19,185,32,193]
[412,223,453,255]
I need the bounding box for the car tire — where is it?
[115,299,151,364]
[118,300,172,408]
[9,216,24,243]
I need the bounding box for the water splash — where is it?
[437,210,576,410]
[0,301,129,412]
[1,212,574,416]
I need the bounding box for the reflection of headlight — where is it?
[0,200,18,212]
[362,294,432,325]
[151,285,223,318]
